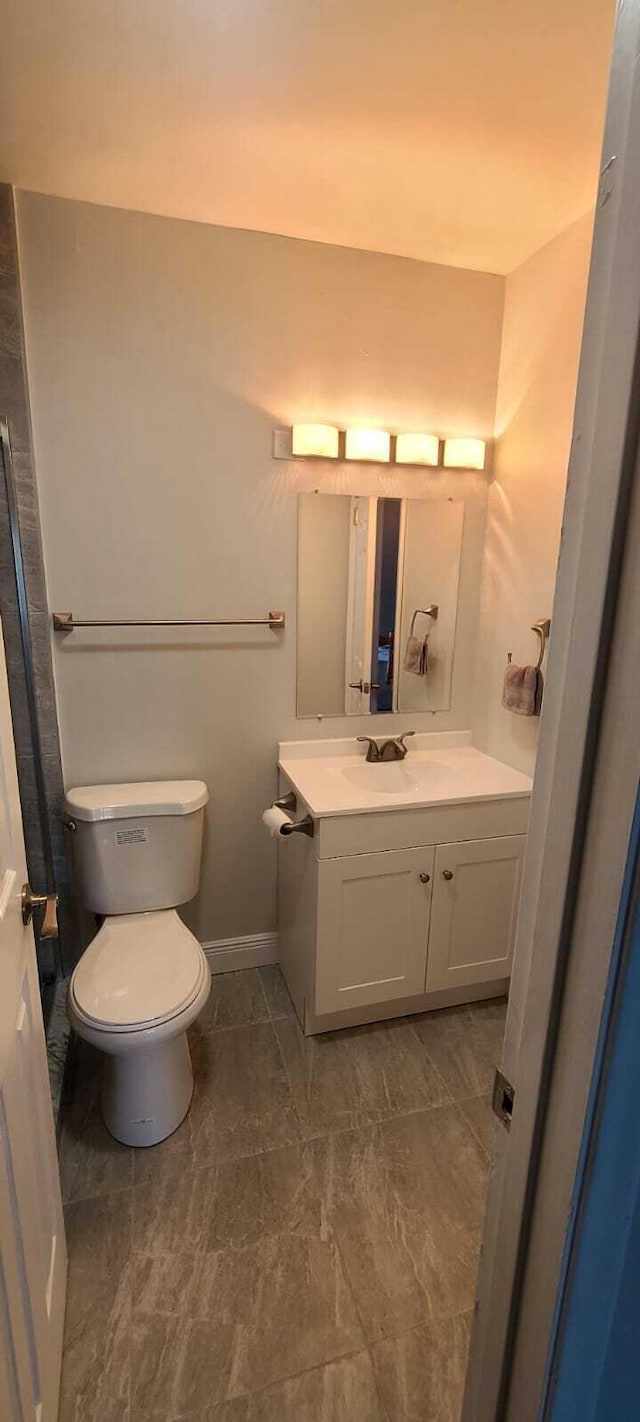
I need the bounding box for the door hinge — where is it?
[598,154,616,208]
[492,1067,515,1132]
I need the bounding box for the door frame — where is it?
[344,495,376,714]
[464,0,640,1415]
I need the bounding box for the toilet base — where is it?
[101,1030,194,1146]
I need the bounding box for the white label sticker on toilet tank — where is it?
[115,826,148,846]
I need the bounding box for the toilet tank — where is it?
[64,780,209,915]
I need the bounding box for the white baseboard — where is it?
[202,932,279,975]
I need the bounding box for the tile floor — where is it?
[58,966,506,1422]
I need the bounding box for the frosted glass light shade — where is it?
[345,429,391,463]
[291,424,339,458]
[395,433,440,466]
[443,437,486,470]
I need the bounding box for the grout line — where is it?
[62,1177,133,1208]
[127,1092,477,1192]
[257,963,298,1024]
[455,1095,495,1161]
[159,1344,376,1422]
[366,1344,393,1422]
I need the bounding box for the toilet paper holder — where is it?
[274,791,315,838]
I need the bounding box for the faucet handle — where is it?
[397,731,416,751]
[357,736,380,762]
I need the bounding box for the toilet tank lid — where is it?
[64,780,209,822]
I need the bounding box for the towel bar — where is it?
[53,611,286,632]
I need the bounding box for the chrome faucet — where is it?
[356,736,381,762]
[357,731,416,763]
[380,731,416,761]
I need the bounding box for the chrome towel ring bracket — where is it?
[507,618,551,669]
[531,618,551,671]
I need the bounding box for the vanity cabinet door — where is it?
[425,835,525,992]
[315,847,434,1015]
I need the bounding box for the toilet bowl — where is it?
[65,779,210,1147]
[68,910,210,1146]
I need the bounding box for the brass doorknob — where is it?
[419,872,431,884]
[21,885,59,939]
[442,869,454,881]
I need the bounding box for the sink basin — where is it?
[341,758,459,797]
[279,739,534,817]
[341,761,419,795]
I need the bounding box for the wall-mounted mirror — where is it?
[297,493,464,717]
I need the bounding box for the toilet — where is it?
[65,779,211,1147]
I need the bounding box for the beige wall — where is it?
[472,214,593,776]
[297,494,351,718]
[17,191,504,943]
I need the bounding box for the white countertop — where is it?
[278,734,532,818]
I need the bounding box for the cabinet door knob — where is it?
[442,869,454,880]
[419,872,431,884]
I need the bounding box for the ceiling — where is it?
[0,0,615,275]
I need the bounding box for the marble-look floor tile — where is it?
[133,1248,200,1319]
[371,1311,472,1421]
[131,1110,195,1187]
[60,1095,133,1203]
[197,969,269,1032]
[132,1164,217,1261]
[65,1189,133,1275]
[410,999,506,1102]
[206,1140,331,1250]
[61,1190,132,1422]
[275,1016,451,1140]
[187,1349,385,1420]
[183,1402,249,1422]
[65,1037,103,1129]
[315,1105,488,1341]
[131,1235,364,1417]
[258,965,297,1021]
[60,1263,132,1422]
[133,1140,328,1263]
[188,1022,302,1165]
[458,1093,496,1158]
[131,1141,331,1320]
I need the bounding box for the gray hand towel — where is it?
[403,635,428,676]
[501,663,541,716]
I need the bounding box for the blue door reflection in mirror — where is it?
[370,498,401,713]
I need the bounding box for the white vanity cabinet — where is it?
[277,776,530,1034]
[315,847,435,1015]
[425,835,525,993]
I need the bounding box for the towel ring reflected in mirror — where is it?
[409,605,439,637]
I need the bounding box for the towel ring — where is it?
[507,618,550,669]
[410,605,439,637]
[532,618,551,671]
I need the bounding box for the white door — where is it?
[0,625,66,1420]
[315,847,434,1014]
[425,836,525,993]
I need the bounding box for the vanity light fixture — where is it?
[291,423,340,458]
[395,433,440,467]
[443,436,486,471]
[344,428,391,463]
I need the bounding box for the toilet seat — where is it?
[70,909,207,1033]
